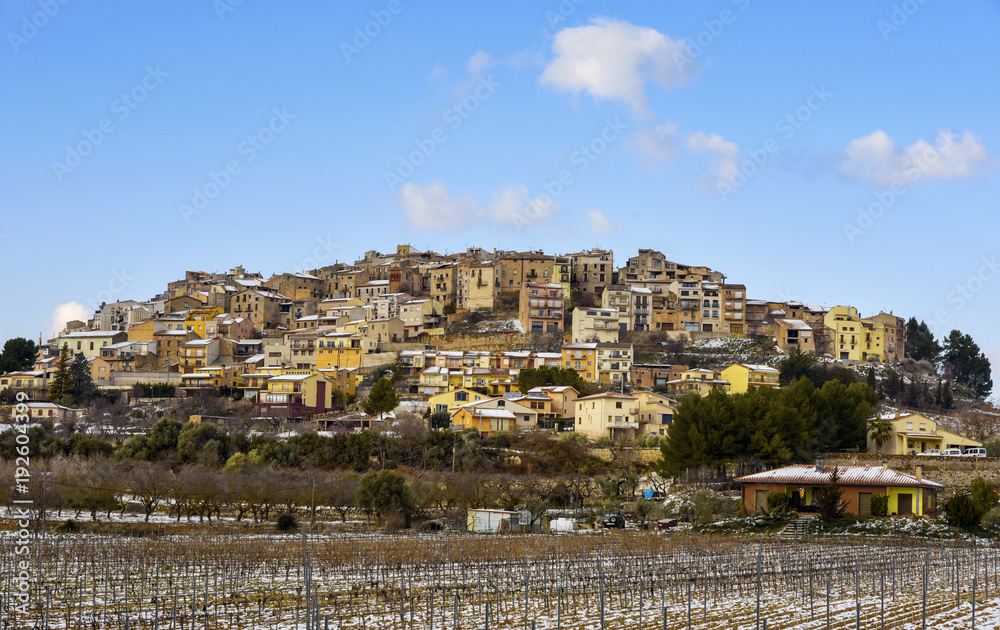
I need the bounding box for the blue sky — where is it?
[1,1,999,385]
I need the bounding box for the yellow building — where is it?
[451,406,513,436]
[720,364,781,394]
[57,331,128,358]
[0,371,49,399]
[596,342,632,386]
[255,370,340,417]
[316,332,364,369]
[526,385,579,419]
[561,343,597,381]
[571,307,620,343]
[460,368,516,396]
[633,391,677,436]
[453,397,538,431]
[519,282,564,334]
[574,392,639,440]
[429,388,490,414]
[867,412,982,455]
[184,307,225,339]
[457,261,499,311]
[663,368,731,396]
[824,306,887,363]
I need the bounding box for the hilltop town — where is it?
[4,245,925,414]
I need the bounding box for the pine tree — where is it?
[934,380,944,407]
[363,377,400,421]
[942,381,954,409]
[866,367,877,392]
[47,344,73,402]
[70,353,96,405]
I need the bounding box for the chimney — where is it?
[815,456,825,473]
[915,466,922,482]
[882,461,888,471]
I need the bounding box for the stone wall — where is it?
[823,452,1000,492]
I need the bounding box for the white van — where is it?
[965,447,988,458]
[941,448,963,457]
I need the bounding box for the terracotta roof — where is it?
[735,464,942,489]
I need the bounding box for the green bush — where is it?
[870,493,889,517]
[275,512,299,532]
[944,492,983,527]
[766,492,789,514]
[982,506,1000,530]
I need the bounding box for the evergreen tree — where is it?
[942,380,954,408]
[363,377,400,421]
[866,367,877,392]
[0,337,39,373]
[816,467,846,521]
[47,344,73,402]
[904,318,942,362]
[777,349,816,386]
[429,410,452,431]
[70,353,96,405]
[942,329,993,398]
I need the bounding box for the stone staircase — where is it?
[778,514,814,540]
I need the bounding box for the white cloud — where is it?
[398,182,561,231]
[630,123,679,166]
[44,301,91,337]
[467,51,494,76]
[686,131,740,184]
[587,209,615,235]
[839,129,992,186]
[540,18,695,113]
[426,63,449,84]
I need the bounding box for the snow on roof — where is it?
[268,374,312,382]
[465,408,517,419]
[736,464,942,489]
[576,392,636,401]
[243,353,265,364]
[59,330,119,338]
[736,364,780,373]
[778,319,812,330]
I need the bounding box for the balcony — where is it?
[607,420,639,429]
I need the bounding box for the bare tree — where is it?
[322,471,361,522]
[128,460,174,522]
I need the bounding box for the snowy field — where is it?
[2,530,1000,628]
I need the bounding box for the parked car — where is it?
[965,447,988,458]
[941,448,963,457]
[917,449,940,456]
[601,513,626,529]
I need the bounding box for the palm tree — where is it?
[868,414,894,454]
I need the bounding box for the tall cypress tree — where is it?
[47,344,73,402]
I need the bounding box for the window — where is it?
[906,422,913,430]
[616,401,622,409]
[455,391,468,402]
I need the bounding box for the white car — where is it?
[917,449,940,456]
[941,448,963,457]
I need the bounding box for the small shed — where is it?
[467,509,521,534]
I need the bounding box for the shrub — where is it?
[766,492,789,514]
[870,493,889,517]
[982,506,1000,530]
[971,477,998,514]
[944,492,983,527]
[59,519,80,533]
[275,512,299,532]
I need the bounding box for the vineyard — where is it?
[2,530,999,629]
